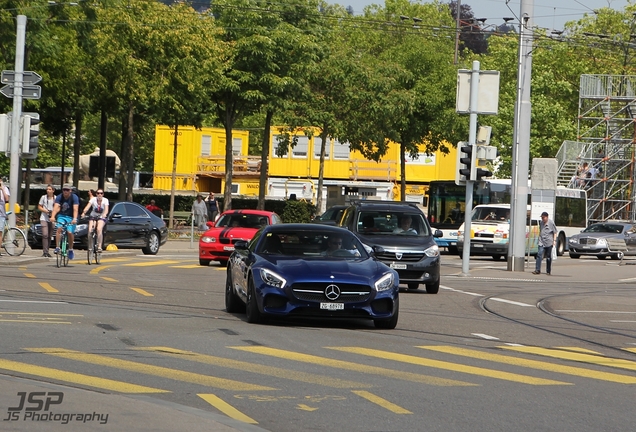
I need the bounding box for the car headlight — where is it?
[375,272,394,292]
[597,238,607,247]
[424,244,440,257]
[200,236,216,243]
[569,238,578,244]
[260,269,286,289]
[76,223,87,232]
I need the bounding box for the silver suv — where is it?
[339,201,443,293]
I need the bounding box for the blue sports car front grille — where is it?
[291,283,371,304]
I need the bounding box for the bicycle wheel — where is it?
[56,247,62,268]
[2,227,27,256]
[95,241,101,265]
[87,232,94,265]
[61,235,69,267]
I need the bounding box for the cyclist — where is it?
[81,188,109,252]
[51,184,80,260]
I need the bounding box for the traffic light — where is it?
[455,141,475,185]
[20,112,40,160]
[474,144,497,181]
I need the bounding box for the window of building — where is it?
[292,136,309,159]
[232,138,243,156]
[272,135,287,158]
[333,140,350,160]
[201,135,211,156]
[313,136,330,159]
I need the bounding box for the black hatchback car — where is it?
[28,201,168,255]
[339,200,443,293]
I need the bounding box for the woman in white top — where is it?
[81,189,109,252]
[38,185,56,257]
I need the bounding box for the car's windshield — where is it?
[216,213,268,229]
[471,206,510,222]
[355,211,430,236]
[584,224,624,234]
[258,230,368,259]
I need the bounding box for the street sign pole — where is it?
[8,15,26,228]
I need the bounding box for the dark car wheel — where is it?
[374,299,399,329]
[492,255,503,261]
[245,279,262,324]
[225,269,243,313]
[569,253,580,259]
[556,234,565,256]
[597,255,607,260]
[199,259,211,266]
[407,282,419,290]
[142,231,160,255]
[612,252,624,260]
[425,279,440,294]
[218,259,228,267]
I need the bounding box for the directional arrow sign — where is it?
[1,70,42,85]
[0,84,41,99]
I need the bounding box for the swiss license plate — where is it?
[320,303,344,311]
[474,244,484,248]
[223,246,235,251]
[390,263,407,269]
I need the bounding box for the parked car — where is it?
[225,224,400,328]
[312,205,347,225]
[199,210,282,266]
[568,222,636,259]
[27,201,168,255]
[338,200,443,293]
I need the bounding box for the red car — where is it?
[199,210,282,266]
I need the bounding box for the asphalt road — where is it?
[1,243,635,431]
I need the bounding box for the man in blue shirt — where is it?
[51,184,79,260]
[533,211,557,275]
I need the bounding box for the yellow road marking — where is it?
[352,390,412,414]
[137,346,371,389]
[27,348,275,391]
[231,346,475,387]
[100,277,118,282]
[501,346,636,372]
[330,347,569,385]
[38,282,58,293]
[131,288,154,297]
[419,346,636,384]
[19,266,27,271]
[296,404,318,411]
[124,260,179,267]
[0,358,167,393]
[624,348,636,354]
[98,258,128,263]
[24,273,36,278]
[90,265,112,275]
[198,394,258,424]
[555,347,602,354]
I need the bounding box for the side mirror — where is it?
[434,229,443,238]
[234,240,249,250]
[110,213,122,220]
[206,221,215,228]
[372,245,385,255]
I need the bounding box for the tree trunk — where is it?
[316,126,329,215]
[118,119,127,201]
[400,142,406,201]
[223,110,234,211]
[73,116,82,189]
[98,110,108,191]
[125,102,135,202]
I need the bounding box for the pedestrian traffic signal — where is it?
[20,112,40,159]
[455,141,475,185]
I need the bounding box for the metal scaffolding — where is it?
[556,74,636,223]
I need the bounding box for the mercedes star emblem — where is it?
[324,284,341,301]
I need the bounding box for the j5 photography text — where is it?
[3,391,109,425]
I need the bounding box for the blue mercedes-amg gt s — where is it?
[225,224,400,329]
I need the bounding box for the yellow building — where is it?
[153,125,458,206]
[153,125,254,193]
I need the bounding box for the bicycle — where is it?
[55,221,71,268]
[1,211,27,256]
[87,222,101,265]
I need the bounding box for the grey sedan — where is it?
[568,222,636,259]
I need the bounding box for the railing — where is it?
[349,160,397,181]
[196,155,262,174]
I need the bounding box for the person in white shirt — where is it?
[393,215,418,235]
[81,189,109,252]
[38,185,56,257]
